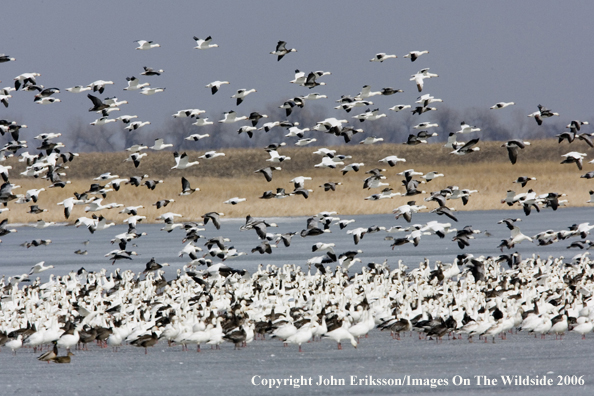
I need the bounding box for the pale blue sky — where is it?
[1,1,592,147]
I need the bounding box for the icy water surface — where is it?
[1,208,593,395]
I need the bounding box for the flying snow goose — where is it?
[206,80,230,95]
[150,138,173,150]
[135,40,161,50]
[172,152,199,170]
[140,87,165,95]
[502,140,530,164]
[403,50,429,62]
[193,35,219,49]
[270,41,296,61]
[124,76,149,91]
[199,150,225,159]
[219,110,247,123]
[561,151,587,170]
[192,117,213,127]
[490,102,515,109]
[179,177,199,195]
[141,66,163,76]
[370,53,397,62]
[231,89,256,105]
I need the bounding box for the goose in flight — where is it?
[124,76,149,91]
[135,40,160,50]
[219,110,247,123]
[87,94,110,112]
[456,121,481,134]
[561,151,587,170]
[179,177,199,195]
[502,140,530,164]
[231,89,256,106]
[141,66,163,76]
[451,138,480,155]
[199,150,225,159]
[490,101,515,109]
[379,155,406,167]
[255,166,281,182]
[303,72,326,89]
[0,54,16,63]
[88,80,114,94]
[149,138,173,151]
[389,104,411,112]
[403,50,429,62]
[193,36,218,49]
[172,152,199,170]
[206,80,230,95]
[125,121,151,131]
[14,72,41,90]
[270,41,296,61]
[370,53,397,62]
[140,87,165,95]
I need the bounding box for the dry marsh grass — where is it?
[3,139,592,224]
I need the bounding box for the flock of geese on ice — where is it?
[0,37,594,362]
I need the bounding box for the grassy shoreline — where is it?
[2,139,592,224]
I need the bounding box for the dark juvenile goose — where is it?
[502,140,530,165]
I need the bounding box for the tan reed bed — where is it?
[3,139,592,224]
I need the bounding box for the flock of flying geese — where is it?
[1,36,594,361]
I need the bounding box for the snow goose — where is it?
[124,76,149,91]
[490,101,515,109]
[285,323,314,352]
[561,151,587,170]
[303,72,326,89]
[148,138,172,151]
[219,110,247,123]
[5,335,23,355]
[29,261,54,274]
[270,41,296,61]
[90,117,116,126]
[341,163,364,175]
[232,88,256,105]
[141,66,163,76]
[172,152,199,170]
[267,150,290,163]
[224,197,246,205]
[324,319,357,349]
[135,40,160,50]
[206,80,229,95]
[14,72,41,90]
[389,104,411,112]
[403,50,429,62]
[370,53,397,62]
[571,318,593,339]
[179,177,199,195]
[295,137,316,146]
[140,87,165,95]
[255,166,281,182]
[360,136,384,145]
[192,117,213,127]
[199,150,225,159]
[393,201,426,223]
[194,35,219,49]
[0,54,16,63]
[87,94,110,112]
[502,140,530,164]
[450,138,480,155]
[34,97,60,105]
[125,152,147,168]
